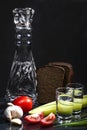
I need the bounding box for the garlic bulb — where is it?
[4,103,23,121]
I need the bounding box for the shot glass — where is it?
[56,87,73,124]
[67,83,84,120]
[82,87,87,109]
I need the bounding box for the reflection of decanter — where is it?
[5,8,37,105]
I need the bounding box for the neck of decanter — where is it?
[15,28,32,46]
[13,7,34,46]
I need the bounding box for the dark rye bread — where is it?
[37,65,65,104]
[48,62,74,86]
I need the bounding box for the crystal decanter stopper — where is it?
[5,8,37,106]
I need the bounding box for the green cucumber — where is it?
[29,103,56,116]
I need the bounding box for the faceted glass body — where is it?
[5,8,37,106]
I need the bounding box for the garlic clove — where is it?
[7,102,14,106]
[11,118,22,125]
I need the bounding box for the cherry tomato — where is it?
[24,112,44,124]
[40,113,56,126]
[12,96,33,113]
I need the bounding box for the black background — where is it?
[0,0,87,97]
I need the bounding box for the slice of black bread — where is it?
[37,65,65,104]
[48,62,74,86]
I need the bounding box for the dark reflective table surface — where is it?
[0,118,87,130]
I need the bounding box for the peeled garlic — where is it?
[4,103,23,121]
[11,118,22,125]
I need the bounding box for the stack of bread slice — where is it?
[37,62,74,104]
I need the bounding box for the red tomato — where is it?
[40,113,56,126]
[24,112,44,124]
[12,96,33,113]
[38,112,44,119]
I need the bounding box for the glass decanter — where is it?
[5,8,37,106]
